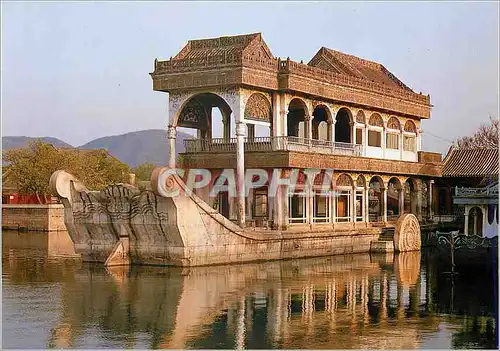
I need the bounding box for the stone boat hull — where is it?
[49,168,417,267]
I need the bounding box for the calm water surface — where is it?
[2,230,498,349]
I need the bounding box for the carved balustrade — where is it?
[455,186,499,197]
[183,136,362,156]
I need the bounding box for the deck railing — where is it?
[455,186,499,197]
[432,215,457,223]
[183,136,362,156]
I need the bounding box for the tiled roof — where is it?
[308,47,414,92]
[173,33,269,60]
[442,147,499,177]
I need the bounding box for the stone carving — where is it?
[213,87,240,114]
[394,213,421,252]
[167,126,176,139]
[387,116,401,130]
[178,99,208,128]
[356,110,366,124]
[336,173,353,187]
[368,113,384,127]
[356,175,366,188]
[244,93,272,122]
[404,120,417,133]
[169,91,192,120]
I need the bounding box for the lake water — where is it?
[2,230,498,349]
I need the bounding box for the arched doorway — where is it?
[289,169,308,224]
[313,171,333,223]
[312,105,331,141]
[287,98,309,139]
[404,178,418,215]
[369,176,384,222]
[176,93,232,140]
[335,108,352,143]
[355,175,366,222]
[336,173,354,222]
[387,177,402,218]
[468,207,483,236]
[244,93,272,140]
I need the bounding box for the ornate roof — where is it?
[308,47,413,92]
[173,32,273,60]
[152,33,431,118]
[442,147,499,177]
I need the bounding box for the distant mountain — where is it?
[2,136,74,150]
[2,129,194,168]
[78,129,191,167]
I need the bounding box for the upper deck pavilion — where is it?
[151,32,432,119]
[151,33,440,178]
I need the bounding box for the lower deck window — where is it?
[386,133,399,149]
[403,135,416,151]
[356,128,363,145]
[336,190,351,222]
[289,193,307,224]
[313,192,330,223]
[356,191,364,221]
[368,130,381,147]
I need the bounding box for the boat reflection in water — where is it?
[2,230,497,349]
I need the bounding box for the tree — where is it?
[457,116,499,149]
[132,162,157,181]
[3,140,131,202]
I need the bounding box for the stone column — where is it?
[332,188,337,225]
[281,109,288,137]
[283,184,290,229]
[365,186,370,224]
[473,210,478,236]
[428,180,434,219]
[167,125,177,168]
[382,186,388,223]
[331,120,336,152]
[273,185,283,230]
[223,111,231,141]
[308,186,314,227]
[399,188,405,216]
[352,123,356,145]
[464,205,469,235]
[482,206,487,237]
[236,122,246,227]
[272,93,281,137]
[305,115,312,140]
[364,127,369,156]
[382,127,387,159]
[327,122,333,142]
[361,188,366,224]
[223,120,230,141]
[399,130,404,160]
[416,180,423,222]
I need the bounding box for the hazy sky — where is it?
[2,1,498,153]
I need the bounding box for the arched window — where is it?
[335,108,352,143]
[336,173,353,222]
[368,114,383,147]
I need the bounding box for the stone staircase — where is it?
[378,227,395,241]
[370,227,395,253]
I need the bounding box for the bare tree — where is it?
[456,116,499,148]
